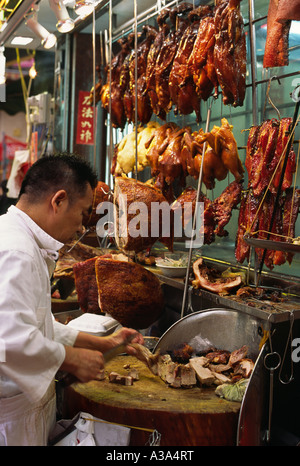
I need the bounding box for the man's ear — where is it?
[51,190,68,213]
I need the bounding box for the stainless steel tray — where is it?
[243,236,300,254]
[155,308,265,360]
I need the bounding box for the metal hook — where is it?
[66,227,90,253]
[263,76,281,120]
[279,311,295,385]
[187,286,195,314]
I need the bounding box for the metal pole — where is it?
[180,100,213,318]
[248,0,258,125]
[134,0,138,180]
[92,6,97,170]
[109,0,113,186]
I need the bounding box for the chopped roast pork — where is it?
[192,257,242,294]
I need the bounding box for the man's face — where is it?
[54,184,94,243]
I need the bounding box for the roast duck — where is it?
[235,117,300,269]
[112,118,244,200]
[94,1,246,128]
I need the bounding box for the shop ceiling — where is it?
[0,0,158,51]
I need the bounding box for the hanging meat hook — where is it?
[263,75,281,120]
[278,310,295,385]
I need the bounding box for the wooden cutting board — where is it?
[63,355,241,446]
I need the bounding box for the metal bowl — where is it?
[154,308,264,359]
[156,264,188,277]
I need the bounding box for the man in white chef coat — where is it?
[0,153,143,446]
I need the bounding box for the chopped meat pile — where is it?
[156,343,254,389]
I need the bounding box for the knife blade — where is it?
[103,333,138,363]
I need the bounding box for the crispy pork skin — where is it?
[73,257,101,314]
[83,180,110,227]
[95,257,164,328]
[114,176,173,254]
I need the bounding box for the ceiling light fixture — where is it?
[11,36,34,46]
[49,0,75,33]
[25,5,57,49]
[74,0,95,18]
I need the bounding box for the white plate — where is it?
[156,264,188,277]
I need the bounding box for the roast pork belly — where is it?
[95,257,164,328]
[113,176,173,254]
[83,180,110,227]
[73,257,101,314]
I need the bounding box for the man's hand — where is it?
[61,346,105,383]
[107,327,144,358]
[65,327,145,382]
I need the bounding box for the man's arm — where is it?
[59,327,144,383]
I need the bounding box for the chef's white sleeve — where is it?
[0,250,66,403]
[52,319,79,346]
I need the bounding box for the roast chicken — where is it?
[182,118,244,189]
[112,117,242,199]
[111,121,160,176]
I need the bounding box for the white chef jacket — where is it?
[0,205,79,403]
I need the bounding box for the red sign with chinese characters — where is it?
[76,90,95,145]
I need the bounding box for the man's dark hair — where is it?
[19,152,98,204]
